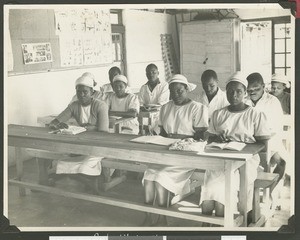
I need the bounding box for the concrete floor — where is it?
[7,158,292,229]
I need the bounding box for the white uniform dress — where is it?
[195,87,229,120]
[201,105,270,210]
[138,81,170,133]
[245,92,290,172]
[106,93,140,134]
[100,83,131,101]
[56,105,103,176]
[142,100,209,195]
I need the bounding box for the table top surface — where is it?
[8,124,265,161]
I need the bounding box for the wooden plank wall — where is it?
[179,19,240,100]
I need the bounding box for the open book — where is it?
[49,125,86,135]
[130,135,178,146]
[206,141,246,151]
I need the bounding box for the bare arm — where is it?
[109,109,138,118]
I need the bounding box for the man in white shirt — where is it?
[196,69,229,120]
[138,64,170,106]
[138,64,170,134]
[246,72,287,210]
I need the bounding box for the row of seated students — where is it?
[48,65,290,226]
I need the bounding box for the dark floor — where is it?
[7,158,292,229]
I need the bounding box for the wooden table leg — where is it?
[15,147,26,196]
[224,160,234,227]
[239,163,248,226]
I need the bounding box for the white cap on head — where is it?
[113,74,128,84]
[75,75,94,88]
[81,72,95,80]
[81,72,96,87]
[168,74,196,92]
[226,71,248,88]
[271,73,290,88]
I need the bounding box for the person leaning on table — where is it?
[141,74,209,226]
[47,75,109,193]
[201,71,271,225]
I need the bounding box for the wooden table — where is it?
[8,124,265,228]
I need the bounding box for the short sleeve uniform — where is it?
[138,81,170,133]
[100,83,131,101]
[246,92,287,159]
[201,106,270,210]
[106,93,140,134]
[56,99,106,176]
[143,100,209,196]
[138,81,170,106]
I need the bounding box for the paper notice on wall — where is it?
[55,8,112,67]
[22,42,53,65]
[55,10,84,35]
[59,37,83,67]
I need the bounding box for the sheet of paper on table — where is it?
[130,135,179,146]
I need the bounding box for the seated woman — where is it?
[100,66,131,101]
[142,74,209,226]
[201,72,270,221]
[69,72,102,104]
[270,73,291,115]
[106,75,140,135]
[47,75,109,192]
[138,64,170,134]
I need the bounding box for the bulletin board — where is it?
[8,8,113,75]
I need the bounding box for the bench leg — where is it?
[252,187,261,223]
[100,167,127,192]
[36,158,52,185]
[16,147,26,196]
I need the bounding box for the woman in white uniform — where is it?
[48,75,109,193]
[106,75,140,134]
[201,72,270,219]
[142,74,209,226]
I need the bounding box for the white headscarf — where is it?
[113,75,128,84]
[75,75,94,89]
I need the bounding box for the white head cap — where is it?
[81,72,96,87]
[271,73,290,88]
[75,75,94,88]
[113,75,128,84]
[81,72,95,80]
[226,71,248,88]
[168,74,196,92]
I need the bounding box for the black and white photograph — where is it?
[2,2,297,236]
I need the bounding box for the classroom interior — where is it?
[5,5,295,230]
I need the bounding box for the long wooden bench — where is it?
[25,148,278,227]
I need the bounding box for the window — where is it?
[110,10,126,73]
[273,23,292,78]
[111,33,123,62]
